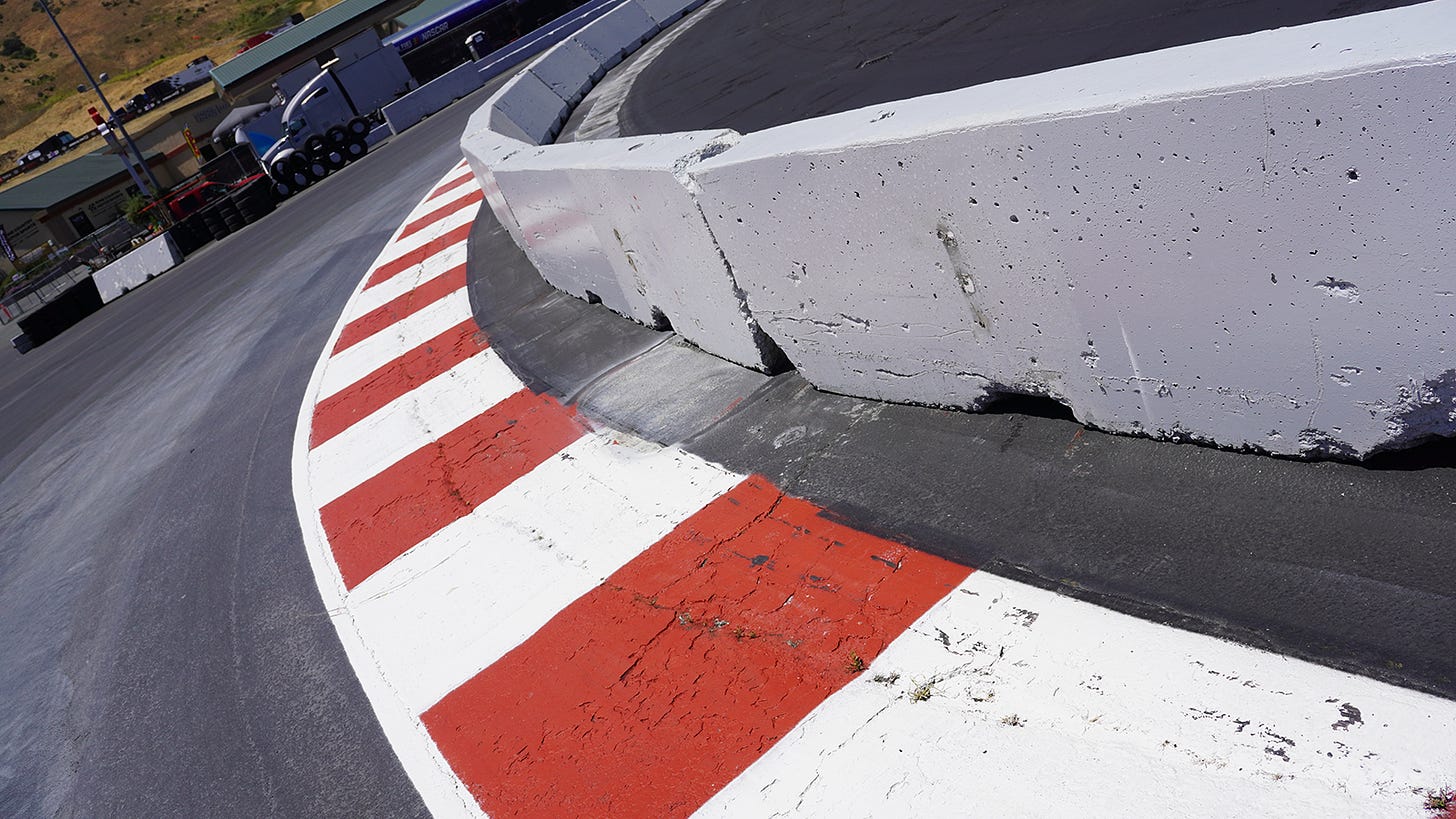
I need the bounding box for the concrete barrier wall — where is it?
[462,0,1456,458]
[494,129,781,369]
[384,62,484,134]
[93,233,183,304]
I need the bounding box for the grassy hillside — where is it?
[0,0,331,164]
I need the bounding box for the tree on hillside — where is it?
[2,32,36,61]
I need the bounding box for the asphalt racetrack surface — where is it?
[0,82,507,816]
[620,0,1429,136]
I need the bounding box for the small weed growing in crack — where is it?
[731,627,759,641]
[1001,714,1025,727]
[1425,787,1454,813]
[871,672,901,685]
[911,683,934,702]
[676,611,694,627]
[845,653,866,674]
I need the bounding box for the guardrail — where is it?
[462,0,1456,460]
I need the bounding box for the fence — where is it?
[1,217,151,324]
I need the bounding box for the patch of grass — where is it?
[1425,788,1454,813]
[910,682,933,702]
[844,652,865,674]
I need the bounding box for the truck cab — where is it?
[259,30,415,194]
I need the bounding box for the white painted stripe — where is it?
[317,288,475,401]
[391,179,481,241]
[309,350,522,505]
[292,163,490,819]
[379,167,479,242]
[695,571,1456,818]
[346,436,744,715]
[367,201,479,277]
[340,239,471,326]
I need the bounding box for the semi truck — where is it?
[245,30,415,197]
[235,0,593,197]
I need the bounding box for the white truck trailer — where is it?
[258,31,416,196]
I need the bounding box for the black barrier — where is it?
[16,277,103,348]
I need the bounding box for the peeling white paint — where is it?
[696,572,1456,818]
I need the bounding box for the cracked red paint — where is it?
[422,475,970,819]
[397,189,485,242]
[320,389,584,588]
[365,222,474,290]
[333,263,468,354]
[310,319,488,448]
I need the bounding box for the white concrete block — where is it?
[693,0,1456,457]
[460,104,533,244]
[494,130,781,370]
[635,0,701,27]
[385,61,486,134]
[484,70,571,146]
[570,1,658,71]
[93,233,182,303]
[527,39,599,107]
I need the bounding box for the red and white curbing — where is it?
[292,163,1456,818]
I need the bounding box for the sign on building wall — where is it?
[1,217,42,255]
[0,226,15,262]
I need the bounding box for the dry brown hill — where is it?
[0,0,330,163]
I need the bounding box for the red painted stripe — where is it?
[333,263,467,354]
[310,319,488,448]
[320,390,584,589]
[397,189,484,241]
[422,476,971,819]
[427,170,477,201]
[364,222,474,290]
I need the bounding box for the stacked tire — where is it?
[201,204,230,241]
[167,220,199,255]
[217,198,245,234]
[269,117,370,201]
[231,177,276,224]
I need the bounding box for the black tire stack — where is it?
[201,204,230,241]
[217,198,245,234]
[270,117,372,201]
[231,177,276,224]
[167,214,205,255]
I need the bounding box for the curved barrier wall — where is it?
[462,0,1456,459]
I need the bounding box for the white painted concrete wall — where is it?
[494,130,780,369]
[384,62,483,134]
[92,233,182,304]
[461,0,1456,458]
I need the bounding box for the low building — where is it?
[0,151,173,273]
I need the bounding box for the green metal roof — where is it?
[210,0,418,95]
[0,150,158,212]
[392,0,461,29]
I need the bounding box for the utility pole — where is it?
[36,0,163,197]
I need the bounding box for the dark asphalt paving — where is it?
[0,82,503,817]
[619,0,1429,137]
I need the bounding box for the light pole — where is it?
[36,0,162,197]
